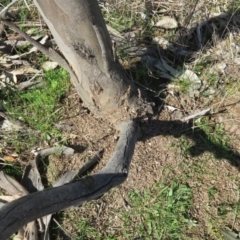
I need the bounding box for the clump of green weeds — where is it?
[122,181,194,239]
[60,182,194,240]
[177,78,192,93]
[0,68,70,156]
[2,161,22,179]
[3,68,70,132]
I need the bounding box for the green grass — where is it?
[102,5,143,32]
[70,217,103,240]
[0,68,70,156]
[0,67,70,182]
[196,118,233,158]
[101,3,154,62]
[0,0,11,6]
[171,117,234,162]
[58,116,237,240]
[228,0,240,12]
[62,182,194,240]
[3,68,70,132]
[171,118,239,239]
[121,182,194,240]
[2,161,22,179]
[177,78,192,93]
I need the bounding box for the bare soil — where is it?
[49,86,240,240]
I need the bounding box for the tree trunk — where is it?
[0,0,153,238]
[34,0,151,124]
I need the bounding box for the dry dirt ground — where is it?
[37,0,240,234]
[46,85,240,240]
[1,0,240,239]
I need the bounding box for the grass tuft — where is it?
[4,68,70,132]
[122,182,194,239]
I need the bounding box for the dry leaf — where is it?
[7,65,39,76]
[0,119,23,131]
[155,16,178,29]
[212,62,227,73]
[8,35,49,59]
[139,12,149,20]
[24,221,38,240]
[0,56,30,68]
[3,155,17,162]
[180,70,201,85]
[28,35,49,53]
[41,61,58,71]
[0,74,12,89]
[4,39,30,48]
[0,171,28,196]
[152,36,170,49]
[154,57,180,79]
[107,24,124,39]
[13,228,24,240]
[160,57,180,76]
[234,58,240,65]
[0,55,13,68]
[182,108,211,122]
[16,80,43,91]
[0,195,20,202]
[165,105,178,112]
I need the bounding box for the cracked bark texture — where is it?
[33,0,152,123]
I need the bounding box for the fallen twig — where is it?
[182,108,211,122]
[0,0,19,17]
[0,121,139,239]
[1,20,76,77]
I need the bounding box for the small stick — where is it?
[182,108,211,122]
[53,218,74,240]
[1,20,75,77]
[0,0,19,17]
[23,0,30,11]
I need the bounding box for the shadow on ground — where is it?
[127,0,240,91]
[140,119,240,170]
[128,1,240,170]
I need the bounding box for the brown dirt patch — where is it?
[46,87,240,240]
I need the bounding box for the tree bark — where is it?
[33,0,152,124]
